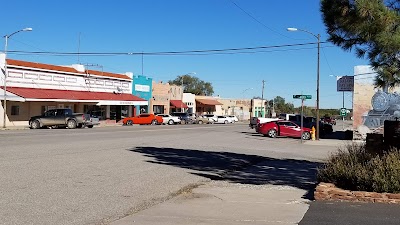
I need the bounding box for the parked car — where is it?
[203,114,218,123]
[171,112,194,124]
[122,114,163,125]
[196,115,212,124]
[258,120,311,140]
[157,114,181,125]
[29,108,91,129]
[227,115,239,123]
[215,115,233,124]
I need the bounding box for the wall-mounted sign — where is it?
[135,84,150,92]
[337,76,354,92]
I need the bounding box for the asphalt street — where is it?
[0,123,338,225]
[299,201,400,225]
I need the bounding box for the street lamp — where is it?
[3,27,33,128]
[287,27,320,140]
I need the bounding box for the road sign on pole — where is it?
[293,95,312,100]
[340,108,347,116]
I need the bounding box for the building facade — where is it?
[150,81,170,114]
[218,98,251,120]
[0,55,147,127]
[169,85,188,113]
[132,75,152,115]
[183,93,196,114]
[195,96,223,115]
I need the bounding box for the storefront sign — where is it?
[135,84,150,92]
[96,100,148,106]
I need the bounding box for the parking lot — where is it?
[0,123,342,225]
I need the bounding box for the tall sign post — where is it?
[293,94,312,143]
[337,76,354,130]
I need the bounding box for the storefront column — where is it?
[106,105,110,119]
[128,106,133,117]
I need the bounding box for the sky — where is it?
[1,0,369,109]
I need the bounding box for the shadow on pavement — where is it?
[129,147,321,200]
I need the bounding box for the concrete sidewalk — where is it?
[110,156,316,225]
[111,181,310,225]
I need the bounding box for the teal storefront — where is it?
[132,75,152,115]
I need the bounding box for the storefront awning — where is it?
[196,99,223,105]
[170,100,188,108]
[2,87,148,105]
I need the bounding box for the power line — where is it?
[228,0,296,40]
[8,41,329,56]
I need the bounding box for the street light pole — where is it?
[3,28,32,128]
[287,27,320,140]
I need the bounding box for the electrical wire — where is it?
[7,41,329,56]
[227,0,297,40]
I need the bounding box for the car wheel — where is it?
[268,129,277,138]
[126,120,133,126]
[224,120,228,124]
[168,119,174,125]
[151,120,158,125]
[30,120,40,129]
[67,120,77,129]
[87,125,93,128]
[302,132,311,140]
[198,120,203,124]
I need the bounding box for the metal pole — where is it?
[342,91,345,130]
[316,34,320,140]
[261,80,265,117]
[3,35,8,128]
[301,98,304,143]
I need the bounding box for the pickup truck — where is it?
[29,108,92,129]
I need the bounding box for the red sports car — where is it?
[122,114,163,125]
[258,120,311,140]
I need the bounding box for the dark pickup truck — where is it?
[29,108,93,129]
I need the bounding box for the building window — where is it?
[11,106,20,116]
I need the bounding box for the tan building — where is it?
[251,99,268,117]
[218,98,251,120]
[150,81,170,114]
[169,85,188,113]
[195,96,223,115]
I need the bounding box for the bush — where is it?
[317,144,400,193]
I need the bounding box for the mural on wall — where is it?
[353,65,400,139]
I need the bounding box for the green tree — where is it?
[168,75,214,96]
[321,0,400,88]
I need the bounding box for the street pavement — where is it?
[299,201,400,225]
[0,123,340,225]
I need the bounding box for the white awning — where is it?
[0,89,25,102]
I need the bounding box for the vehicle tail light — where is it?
[257,119,260,124]
[82,115,85,120]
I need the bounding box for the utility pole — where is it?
[261,80,265,117]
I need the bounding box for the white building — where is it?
[183,93,196,113]
[0,55,147,127]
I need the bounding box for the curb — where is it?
[315,182,400,204]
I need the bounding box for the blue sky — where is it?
[2,0,369,109]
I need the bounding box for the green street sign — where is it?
[340,108,347,116]
[293,95,312,100]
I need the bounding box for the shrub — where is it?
[317,144,400,193]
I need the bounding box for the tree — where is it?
[321,0,400,88]
[168,75,214,96]
[268,96,295,114]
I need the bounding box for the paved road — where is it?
[299,201,400,225]
[0,124,338,225]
